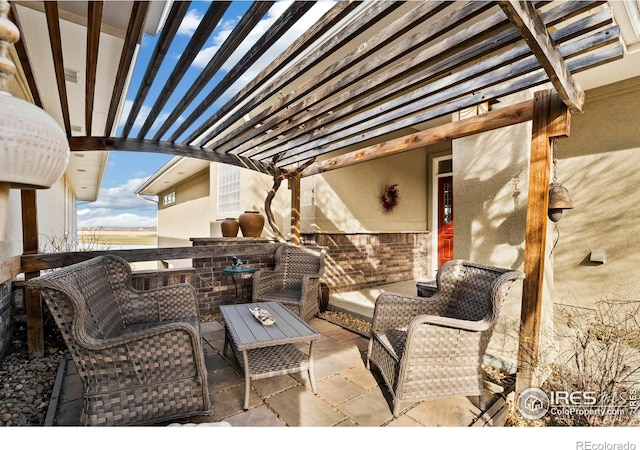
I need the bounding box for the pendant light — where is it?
[548,139,573,222]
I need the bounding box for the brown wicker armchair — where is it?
[366,259,524,417]
[27,255,212,426]
[252,244,326,321]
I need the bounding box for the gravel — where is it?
[0,319,66,426]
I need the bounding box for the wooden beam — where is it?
[278,25,619,167]
[44,2,71,136]
[170,0,359,144]
[238,3,609,161]
[104,1,149,135]
[289,174,301,245]
[151,1,275,140]
[120,0,191,138]
[9,3,43,107]
[21,244,283,273]
[21,190,43,358]
[85,1,103,136]
[301,99,534,177]
[517,90,571,393]
[0,255,20,285]
[67,137,271,174]
[498,0,585,112]
[196,1,455,149]
[169,0,318,143]
[230,1,506,159]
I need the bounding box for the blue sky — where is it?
[77,1,336,228]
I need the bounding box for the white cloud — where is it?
[77,178,158,228]
[178,9,204,36]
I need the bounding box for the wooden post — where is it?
[21,189,44,358]
[516,90,571,393]
[289,174,301,245]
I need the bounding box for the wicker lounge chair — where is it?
[27,255,212,426]
[252,244,326,321]
[366,259,524,417]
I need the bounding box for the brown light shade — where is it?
[548,182,574,222]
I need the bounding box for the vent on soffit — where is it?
[64,67,79,84]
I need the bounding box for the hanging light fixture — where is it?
[548,139,573,222]
[0,0,70,240]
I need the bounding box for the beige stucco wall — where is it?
[158,170,211,264]
[554,76,640,309]
[452,88,556,374]
[303,146,434,232]
[0,176,75,259]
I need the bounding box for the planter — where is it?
[221,218,239,237]
[239,211,265,237]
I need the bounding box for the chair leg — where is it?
[365,338,373,370]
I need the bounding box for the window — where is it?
[162,191,175,206]
[217,165,240,215]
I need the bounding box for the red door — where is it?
[438,176,454,268]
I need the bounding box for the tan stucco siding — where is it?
[305,147,431,232]
[554,76,640,309]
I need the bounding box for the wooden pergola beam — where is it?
[67,137,271,174]
[517,89,571,393]
[104,1,149,135]
[44,2,71,136]
[498,0,585,113]
[150,0,275,141]
[289,174,301,245]
[301,99,534,177]
[120,0,191,138]
[9,3,43,107]
[85,1,102,136]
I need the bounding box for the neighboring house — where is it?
[135,156,291,267]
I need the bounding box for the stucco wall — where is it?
[554,76,640,309]
[302,147,431,232]
[452,89,547,369]
[158,170,211,265]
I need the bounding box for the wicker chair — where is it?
[366,259,524,417]
[27,255,212,426]
[252,244,326,321]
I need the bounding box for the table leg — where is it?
[241,350,251,410]
[223,326,228,356]
[308,340,318,395]
[231,273,239,303]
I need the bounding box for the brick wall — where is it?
[0,280,13,360]
[301,232,431,293]
[190,238,279,315]
[190,233,431,313]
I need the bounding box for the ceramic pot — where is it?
[239,211,264,237]
[221,218,239,237]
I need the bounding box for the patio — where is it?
[51,317,510,427]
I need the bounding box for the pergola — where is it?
[5,1,625,392]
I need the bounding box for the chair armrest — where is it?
[126,283,199,323]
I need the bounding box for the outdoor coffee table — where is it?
[219,301,321,410]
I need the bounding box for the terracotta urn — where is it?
[221,218,239,237]
[239,211,265,237]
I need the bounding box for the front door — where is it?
[438,176,454,268]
